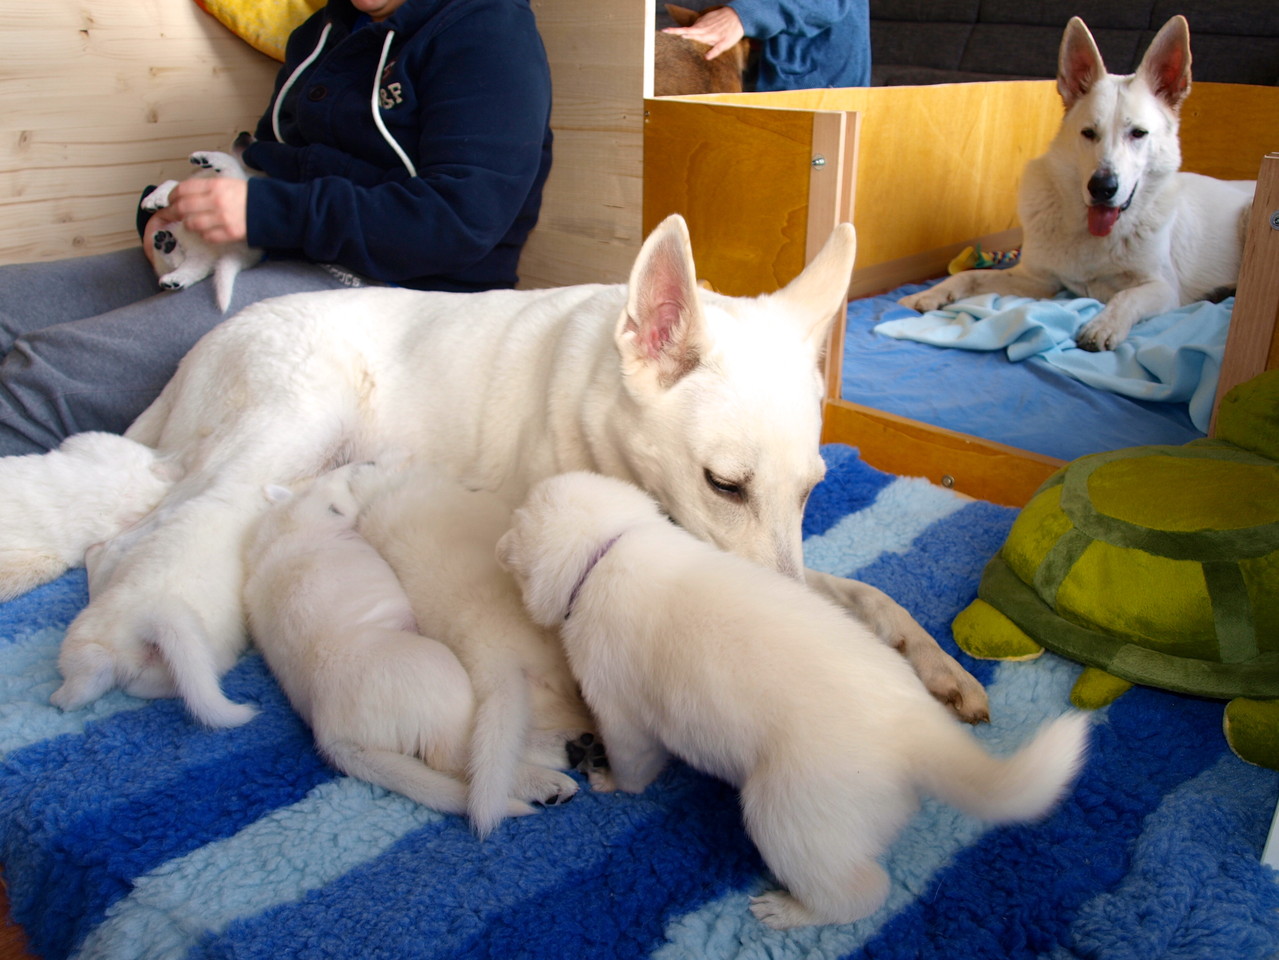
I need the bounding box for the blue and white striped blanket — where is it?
[2,445,1277,960]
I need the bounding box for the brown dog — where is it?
[653,4,750,96]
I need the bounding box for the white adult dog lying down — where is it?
[496,471,1090,929]
[23,213,988,731]
[900,15,1253,351]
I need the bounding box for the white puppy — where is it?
[0,432,176,602]
[498,472,1090,929]
[242,462,517,821]
[142,148,263,313]
[356,462,591,838]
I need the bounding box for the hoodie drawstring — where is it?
[371,31,418,177]
[268,21,417,179]
[271,22,332,143]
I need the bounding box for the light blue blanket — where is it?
[875,294,1232,432]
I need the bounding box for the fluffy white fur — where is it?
[498,471,1091,930]
[142,150,263,313]
[356,462,590,837]
[900,15,1253,351]
[0,432,176,602]
[241,462,532,823]
[7,213,990,731]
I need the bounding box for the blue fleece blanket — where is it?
[2,445,1277,960]
[874,294,1231,432]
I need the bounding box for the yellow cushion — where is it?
[195,0,325,61]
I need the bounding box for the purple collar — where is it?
[564,534,621,620]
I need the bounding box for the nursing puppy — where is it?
[243,462,538,824]
[142,147,263,312]
[357,462,591,837]
[0,432,176,602]
[497,472,1090,929]
[900,15,1253,351]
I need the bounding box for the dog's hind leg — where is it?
[805,570,990,724]
[466,658,578,838]
[324,740,533,819]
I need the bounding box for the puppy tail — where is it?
[466,659,534,839]
[916,711,1090,824]
[148,599,257,728]
[213,259,240,314]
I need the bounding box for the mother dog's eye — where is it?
[1081,128,1098,141]
[1130,128,1148,140]
[704,469,744,500]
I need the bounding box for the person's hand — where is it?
[156,177,250,245]
[661,6,745,61]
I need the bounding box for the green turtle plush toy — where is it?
[954,369,1279,769]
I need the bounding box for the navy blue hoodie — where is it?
[242,0,553,291]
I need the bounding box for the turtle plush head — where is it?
[954,370,1279,769]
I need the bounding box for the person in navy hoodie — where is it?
[0,0,553,455]
[662,0,870,91]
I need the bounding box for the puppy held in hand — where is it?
[142,147,263,312]
[498,471,1090,929]
[243,462,519,823]
[356,462,591,838]
[0,432,177,602]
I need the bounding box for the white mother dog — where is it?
[23,214,987,730]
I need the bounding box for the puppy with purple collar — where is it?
[497,471,1089,929]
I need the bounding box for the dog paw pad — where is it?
[565,732,609,773]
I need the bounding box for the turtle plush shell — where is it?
[953,370,1279,767]
[962,442,1279,700]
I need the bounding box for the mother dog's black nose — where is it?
[1088,171,1119,203]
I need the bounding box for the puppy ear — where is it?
[616,214,707,392]
[494,527,518,571]
[1057,17,1106,108]
[263,484,293,504]
[1136,15,1192,110]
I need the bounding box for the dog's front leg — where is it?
[1075,278,1178,351]
[586,712,668,794]
[898,264,1062,314]
[804,569,990,724]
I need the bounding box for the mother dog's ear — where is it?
[1136,15,1192,111]
[1057,17,1106,108]
[771,221,856,352]
[617,214,708,391]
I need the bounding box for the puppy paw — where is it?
[749,892,818,930]
[189,151,243,178]
[564,731,609,773]
[587,767,618,793]
[153,230,178,256]
[515,764,579,807]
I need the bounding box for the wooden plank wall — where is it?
[0,1,279,266]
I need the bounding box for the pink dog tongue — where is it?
[1088,205,1121,237]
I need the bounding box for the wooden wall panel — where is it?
[517,0,648,289]
[0,0,278,266]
